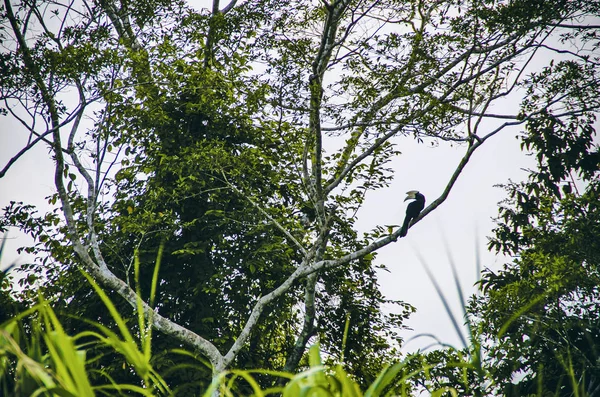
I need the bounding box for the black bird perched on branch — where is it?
[400,190,425,237]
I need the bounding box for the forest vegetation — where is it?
[0,0,599,395]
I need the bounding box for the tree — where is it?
[1,0,599,386]
[472,66,600,394]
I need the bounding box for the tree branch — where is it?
[220,0,238,14]
[6,0,227,373]
[282,272,318,372]
[0,128,53,178]
[222,173,308,257]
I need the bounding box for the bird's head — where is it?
[404,190,420,201]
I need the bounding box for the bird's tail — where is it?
[399,216,410,237]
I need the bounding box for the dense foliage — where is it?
[474,104,600,395]
[1,0,599,395]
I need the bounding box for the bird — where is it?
[400,190,425,237]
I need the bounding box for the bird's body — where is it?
[400,190,425,237]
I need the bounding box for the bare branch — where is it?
[222,254,309,368]
[535,43,599,65]
[293,107,597,295]
[324,23,559,196]
[0,129,53,178]
[220,0,238,14]
[74,240,226,371]
[222,173,309,257]
[553,23,600,29]
[324,125,402,195]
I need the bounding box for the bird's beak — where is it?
[404,190,417,201]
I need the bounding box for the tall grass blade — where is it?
[341,312,350,363]
[442,235,482,364]
[415,251,468,349]
[133,248,148,358]
[80,271,156,386]
[405,333,454,346]
[497,294,546,339]
[80,271,137,347]
[474,228,482,288]
[364,361,406,397]
[0,233,16,276]
[149,241,164,309]
[0,233,6,261]
[145,241,164,362]
[229,370,266,397]
[441,237,468,323]
[333,365,362,397]
[39,301,95,396]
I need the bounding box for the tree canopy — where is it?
[1,0,599,392]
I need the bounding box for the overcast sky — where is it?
[1,1,597,360]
